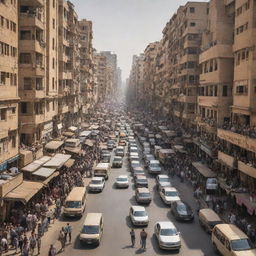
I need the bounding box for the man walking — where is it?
[64,223,72,244]
[140,229,147,250]
[130,229,135,247]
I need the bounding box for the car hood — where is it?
[233,250,256,256]
[160,182,171,187]
[133,216,148,221]
[150,167,161,171]
[159,235,180,244]
[89,183,104,188]
[165,196,180,202]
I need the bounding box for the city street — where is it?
[39,145,217,256]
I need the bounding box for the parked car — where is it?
[107,140,115,150]
[159,187,180,205]
[154,222,181,251]
[206,178,218,192]
[135,187,152,204]
[134,175,148,188]
[148,160,162,174]
[112,156,123,168]
[129,206,149,226]
[118,139,126,146]
[156,175,172,190]
[115,146,125,157]
[144,154,155,166]
[115,175,129,188]
[89,177,105,192]
[131,160,142,172]
[133,167,145,177]
[171,201,194,221]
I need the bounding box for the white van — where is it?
[80,213,103,245]
[94,162,110,180]
[212,224,256,256]
[63,187,87,217]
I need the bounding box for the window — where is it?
[24,77,32,90]
[52,38,55,50]
[223,85,228,97]
[190,7,195,13]
[52,18,55,29]
[0,109,6,121]
[12,135,16,148]
[236,85,247,94]
[20,30,31,40]
[53,0,55,8]
[11,107,16,114]
[21,102,27,114]
[52,58,55,69]
[52,77,55,89]
[6,19,9,29]
[190,22,196,27]
[19,53,31,64]
[0,72,6,85]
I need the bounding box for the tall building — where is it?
[0,0,19,171]
[78,19,94,115]
[18,0,58,147]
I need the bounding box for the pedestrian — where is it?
[18,233,24,253]
[140,229,147,250]
[13,235,19,254]
[48,244,57,256]
[64,223,72,244]
[37,234,41,255]
[29,232,37,256]
[58,228,65,252]
[130,229,135,247]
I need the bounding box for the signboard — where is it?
[218,129,256,153]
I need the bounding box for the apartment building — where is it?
[0,0,19,171]
[18,0,58,147]
[78,19,94,115]
[94,53,107,102]
[58,0,80,130]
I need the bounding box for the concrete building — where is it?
[78,19,94,115]
[0,0,19,171]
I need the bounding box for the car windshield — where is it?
[160,178,169,183]
[150,163,159,168]
[160,228,178,236]
[134,211,147,217]
[138,178,147,183]
[166,191,178,197]
[140,193,150,197]
[177,203,189,213]
[117,178,127,182]
[65,201,81,208]
[114,158,121,161]
[81,225,99,234]
[91,180,102,184]
[231,239,253,251]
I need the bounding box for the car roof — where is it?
[150,160,160,163]
[214,224,248,240]
[114,156,122,159]
[136,175,147,179]
[157,221,176,229]
[163,187,177,192]
[131,205,145,211]
[131,160,140,164]
[92,176,104,181]
[158,174,169,178]
[117,175,128,179]
[83,213,102,226]
[137,187,150,193]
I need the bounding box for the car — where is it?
[149,138,156,146]
[135,175,148,188]
[133,167,145,177]
[142,142,150,149]
[115,146,125,157]
[138,136,147,143]
[101,152,111,163]
[131,160,141,172]
[119,139,126,146]
[206,178,218,192]
[154,222,181,251]
[129,146,138,154]
[130,155,140,163]
[143,147,151,155]
[89,177,105,192]
[115,175,129,188]
[148,160,162,174]
[171,201,194,221]
[144,154,155,165]
[111,156,123,168]
[129,206,149,226]
[156,175,172,190]
[107,140,115,150]
[129,142,137,148]
[159,187,180,205]
[135,187,152,204]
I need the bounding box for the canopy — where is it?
[80,131,91,137]
[43,171,59,185]
[85,139,94,147]
[22,162,41,173]
[64,147,81,154]
[62,131,75,137]
[4,181,44,204]
[43,153,71,168]
[32,167,56,178]
[81,122,90,128]
[64,159,75,168]
[68,126,78,132]
[45,141,64,150]
[192,162,216,178]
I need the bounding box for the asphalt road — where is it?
[53,145,218,256]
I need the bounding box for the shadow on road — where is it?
[73,235,99,251]
[150,235,180,255]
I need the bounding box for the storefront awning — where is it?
[64,159,75,168]
[192,162,216,178]
[63,131,75,137]
[68,126,78,132]
[7,155,19,164]
[45,141,64,150]
[43,153,71,168]
[43,171,59,185]
[4,181,44,204]
[32,167,56,178]
[85,139,94,147]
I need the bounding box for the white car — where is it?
[159,187,180,205]
[206,178,218,191]
[129,206,149,226]
[89,177,105,192]
[154,222,181,251]
[156,175,172,190]
[148,160,162,174]
[115,175,129,188]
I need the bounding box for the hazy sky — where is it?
[71,0,207,80]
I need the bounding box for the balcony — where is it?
[58,104,69,114]
[182,112,195,120]
[19,89,45,100]
[19,13,44,30]
[218,151,235,168]
[218,128,256,153]
[199,44,233,64]
[20,113,45,125]
[238,161,256,178]
[21,0,44,7]
[19,40,46,54]
[198,96,231,108]
[177,95,197,103]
